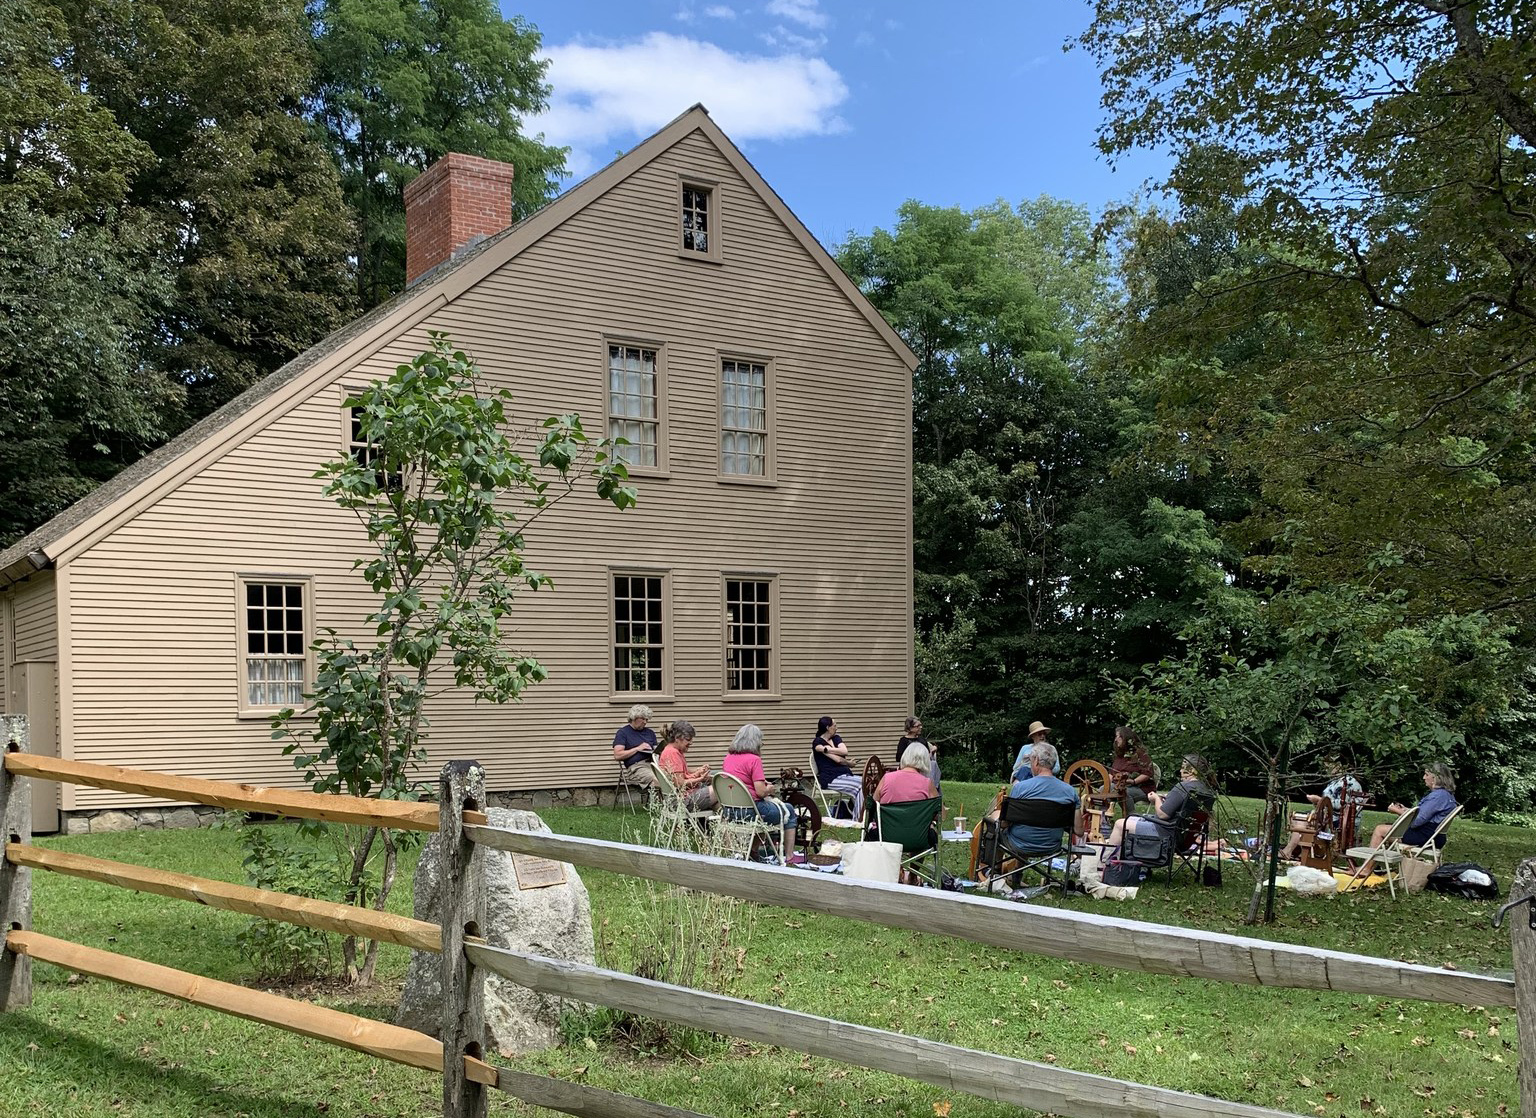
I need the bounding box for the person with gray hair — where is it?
[720,723,796,858]
[658,719,715,810]
[873,741,939,805]
[611,703,657,787]
[1371,762,1457,850]
[1004,741,1080,849]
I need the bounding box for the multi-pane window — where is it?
[613,574,665,693]
[242,581,307,709]
[347,403,402,490]
[608,344,659,468]
[721,358,767,476]
[725,579,773,692]
[682,185,711,253]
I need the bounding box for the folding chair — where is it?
[1393,803,1461,867]
[1343,806,1418,898]
[612,760,651,813]
[1119,791,1215,884]
[874,797,944,887]
[644,762,715,848]
[980,797,1087,897]
[806,751,856,820]
[711,772,781,862]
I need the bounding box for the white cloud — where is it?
[535,32,848,176]
[765,0,827,29]
[703,4,737,17]
[760,25,827,52]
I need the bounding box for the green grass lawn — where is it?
[0,784,1526,1118]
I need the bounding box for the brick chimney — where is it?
[403,153,516,286]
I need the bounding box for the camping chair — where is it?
[874,796,944,887]
[806,751,856,820]
[712,772,781,863]
[1393,803,1462,867]
[1342,806,1418,898]
[980,797,1087,897]
[1120,791,1215,884]
[644,762,715,848]
[612,760,651,813]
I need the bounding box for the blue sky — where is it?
[506,0,1170,249]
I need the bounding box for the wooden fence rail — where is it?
[0,747,706,1118]
[462,823,1516,1008]
[1,745,1530,1118]
[469,940,1300,1118]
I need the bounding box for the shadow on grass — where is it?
[0,1015,345,1117]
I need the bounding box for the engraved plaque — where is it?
[511,853,568,890]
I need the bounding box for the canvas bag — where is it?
[1397,857,1433,895]
[1124,829,1170,864]
[841,840,902,883]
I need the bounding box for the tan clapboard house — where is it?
[0,106,916,832]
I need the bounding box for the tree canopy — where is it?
[1080,1,1536,628]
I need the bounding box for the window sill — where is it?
[622,466,671,481]
[609,694,675,705]
[722,692,782,702]
[716,474,776,488]
[236,709,312,722]
[677,251,724,266]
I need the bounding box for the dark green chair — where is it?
[874,796,944,886]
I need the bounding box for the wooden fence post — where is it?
[439,761,487,1118]
[1509,857,1536,1115]
[0,731,34,1010]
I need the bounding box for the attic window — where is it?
[345,396,403,491]
[680,180,721,261]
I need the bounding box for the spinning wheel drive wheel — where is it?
[1063,759,1112,802]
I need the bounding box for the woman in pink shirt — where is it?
[657,719,715,810]
[720,723,796,859]
[875,742,940,804]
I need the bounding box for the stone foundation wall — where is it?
[61,805,224,836]
[54,785,629,835]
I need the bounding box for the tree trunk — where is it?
[357,828,399,985]
[343,825,380,983]
[1246,751,1288,925]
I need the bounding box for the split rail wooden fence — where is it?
[1,746,1532,1118]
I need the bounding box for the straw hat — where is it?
[1026,720,1052,738]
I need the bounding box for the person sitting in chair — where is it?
[1010,720,1061,781]
[875,742,939,805]
[812,716,864,820]
[1105,753,1215,851]
[1108,726,1156,813]
[1005,742,1080,850]
[1280,760,1362,860]
[657,719,715,810]
[1370,762,1456,850]
[611,704,658,787]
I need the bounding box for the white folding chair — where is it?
[1393,803,1461,867]
[712,772,780,862]
[1343,807,1418,898]
[806,751,855,820]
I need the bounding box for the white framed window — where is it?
[679,178,722,262]
[611,571,670,697]
[724,576,776,695]
[237,575,312,715]
[341,387,402,490]
[607,342,663,470]
[720,357,769,478]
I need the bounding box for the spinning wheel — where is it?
[1063,759,1112,801]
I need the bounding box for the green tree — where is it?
[840,199,1230,771]
[1118,582,1513,921]
[1080,1,1536,626]
[61,0,358,421]
[273,334,634,984]
[309,0,567,306]
[0,0,182,544]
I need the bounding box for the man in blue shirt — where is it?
[1006,742,1080,851]
[611,704,658,787]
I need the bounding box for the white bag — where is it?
[1287,865,1339,895]
[841,840,902,883]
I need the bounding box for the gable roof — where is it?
[0,104,917,588]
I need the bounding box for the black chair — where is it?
[1121,792,1215,883]
[980,797,1089,896]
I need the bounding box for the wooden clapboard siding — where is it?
[59,120,913,809]
[10,574,57,662]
